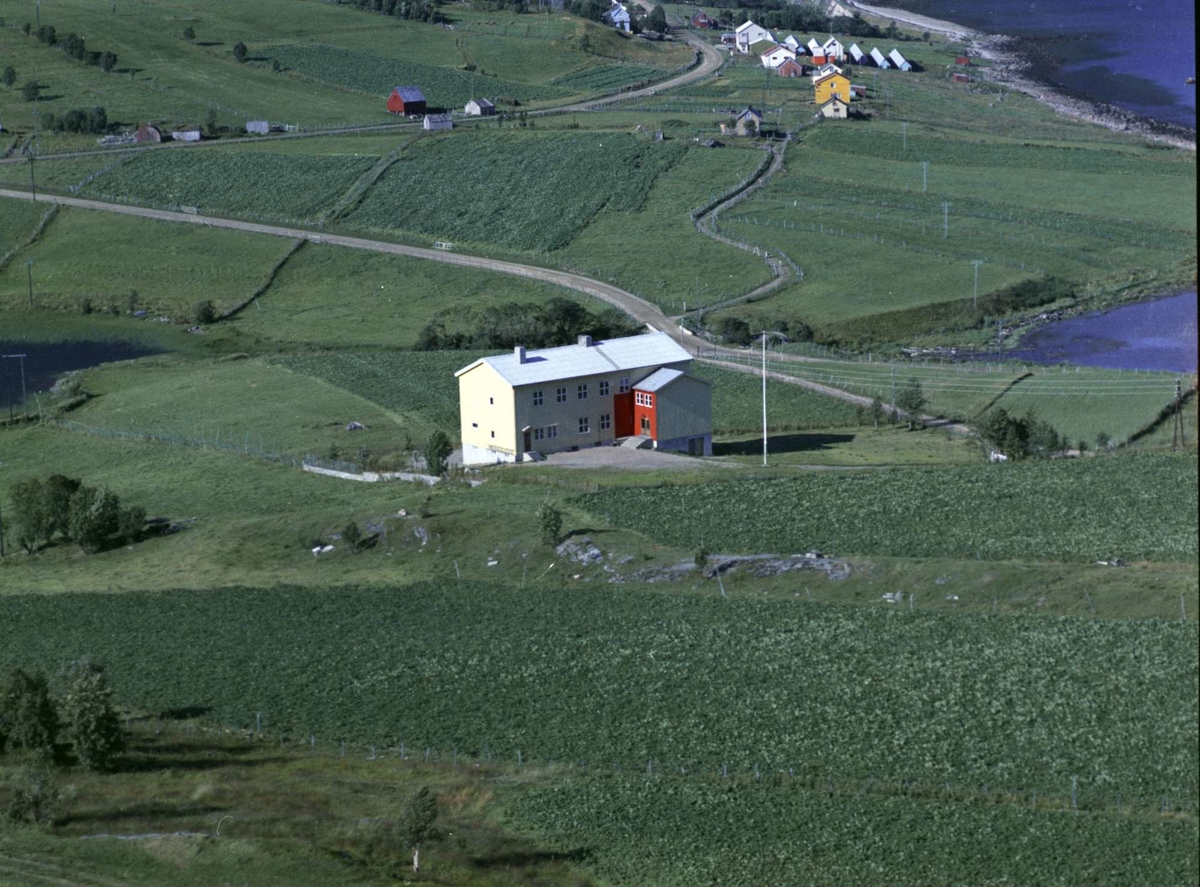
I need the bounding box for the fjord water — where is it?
[0,340,159,410]
[1003,291,1198,372]
[924,0,1197,128]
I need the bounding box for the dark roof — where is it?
[470,98,495,108]
[392,86,426,103]
[737,106,763,120]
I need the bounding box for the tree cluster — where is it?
[44,106,110,135]
[413,298,642,352]
[29,24,119,72]
[8,474,146,555]
[710,313,813,346]
[976,408,1065,459]
[1,664,124,822]
[335,0,447,23]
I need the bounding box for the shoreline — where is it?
[845,1,1197,151]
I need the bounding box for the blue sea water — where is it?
[922,0,1196,128]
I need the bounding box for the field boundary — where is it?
[222,238,307,320]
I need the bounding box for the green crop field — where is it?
[582,453,1198,562]
[0,583,1195,807]
[83,150,377,222]
[232,244,601,349]
[506,774,1198,887]
[693,362,862,432]
[0,206,290,315]
[550,62,665,91]
[343,131,686,251]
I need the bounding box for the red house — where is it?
[776,58,805,78]
[387,86,427,116]
[690,10,715,29]
[955,55,972,66]
[811,52,827,65]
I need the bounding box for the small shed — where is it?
[888,48,912,71]
[134,124,161,143]
[423,113,453,131]
[171,125,201,142]
[690,10,716,29]
[246,119,269,135]
[955,54,972,66]
[781,34,801,51]
[777,58,806,78]
[870,47,890,68]
[822,37,844,62]
[387,86,427,116]
[465,98,495,116]
[734,106,762,136]
[819,96,849,119]
[952,71,970,84]
[850,83,867,97]
[848,43,866,65]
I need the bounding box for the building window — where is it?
[556,386,567,403]
[618,377,630,393]
[532,390,543,407]
[599,380,610,397]
[577,383,588,400]
[489,397,494,405]
[534,427,545,441]
[578,417,590,434]
[471,422,478,428]
[490,431,495,438]
[546,424,559,439]
[635,392,654,407]
[600,413,611,430]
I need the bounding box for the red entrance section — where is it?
[632,390,657,440]
[614,391,635,437]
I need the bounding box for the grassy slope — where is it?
[0,197,45,256]
[231,244,605,350]
[0,205,289,315]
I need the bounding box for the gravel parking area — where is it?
[541,446,726,470]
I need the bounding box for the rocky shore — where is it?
[846,0,1196,151]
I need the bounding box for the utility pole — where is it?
[1172,378,1184,451]
[941,201,951,239]
[761,331,768,467]
[28,154,36,201]
[921,160,928,193]
[972,259,983,309]
[25,258,34,307]
[890,366,896,415]
[2,355,10,423]
[5,355,29,419]
[0,499,5,557]
[902,121,907,152]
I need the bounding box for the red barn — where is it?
[955,55,972,66]
[776,58,805,78]
[691,10,715,29]
[952,72,970,83]
[387,86,427,116]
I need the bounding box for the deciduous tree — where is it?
[0,669,59,762]
[397,786,437,873]
[61,662,123,772]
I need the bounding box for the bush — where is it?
[423,430,453,477]
[537,500,563,546]
[397,786,438,873]
[183,25,195,41]
[193,300,217,324]
[67,485,121,554]
[413,297,642,352]
[8,478,51,553]
[343,520,362,553]
[1,66,15,87]
[976,408,1065,460]
[21,80,39,102]
[5,767,60,824]
[232,41,248,63]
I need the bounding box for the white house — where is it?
[870,47,890,68]
[888,48,912,71]
[464,98,495,116]
[736,20,775,53]
[822,37,845,62]
[760,44,797,69]
[807,37,823,56]
[781,34,801,51]
[848,42,867,64]
[604,2,631,32]
[811,62,843,80]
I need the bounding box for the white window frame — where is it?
[546,424,559,439]
[600,413,611,430]
[577,383,588,400]
[618,377,630,393]
[578,417,590,434]
[556,386,568,403]
[532,390,544,407]
[599,380,611,397]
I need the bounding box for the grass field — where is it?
[231,244,602,349]
[0,206,290,315]
[0,196,45,257]
[582,453,1199,562]
[0,582,1195,807]
[693,362,862,432]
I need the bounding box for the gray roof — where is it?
[455,332,691,387]
[635,368,712,392]
[393,86,426,102]
[469,98,495,108]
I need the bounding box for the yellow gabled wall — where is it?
[815,73,850,104]
[458,362,517,460]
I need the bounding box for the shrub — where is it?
[61,662,124,772]
[193,300,217,324]
[397,786,438,873]
[0,669,59,762]
[343,520,362,553]
[423,430,452,477]
[67,485,121,554]
[5,767,60,824]
[232,41,248,63]
[537,500,563,546]
[8,478,51,553]
[183,25,195,41]
[21,80,39,102]
[2,66,17,87]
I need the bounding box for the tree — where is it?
[869,396,885,431]
[61,662,123,772]
[423,430,453,477]
[68,485,121,554]
[646,4,667,33]
[397,786,437,873]
[205,108,218,135]
[1095,431,1112,451]
[44,474,81,541]
[8,478,51,553]
[21,79,40,102]
[342,520,361,553]
[895,378,926,431]
[1,66,16,87]
[537,500,563,546]
[117,505,145,543]
[183,25,195,41]
[193,300,217,324]
[232,41,248,63]
[0,669,59,762]
[99,51,118,73]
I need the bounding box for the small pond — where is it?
[0,339,161,413]
[999,291,1197,373]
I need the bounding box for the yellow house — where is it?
[814,71,851,105]
[455,332,713,465]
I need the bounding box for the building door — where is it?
[641,415,651,434]
[523,428,532,452]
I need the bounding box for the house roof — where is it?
[392,86,426,103]
[821,96,849,106]
[814,70,847,85]
[823,36,842,49]
[735,20,760,33]
[888,48,909,65]
[736,106,763,120]
[849,43,865,58]
[748,38,776,55]
[455,332,691,387]
[870,47,890,66]
[760,44,793,58]
[468,98,495,108]
[633,367,711,392]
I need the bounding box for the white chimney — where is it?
[515,345,526,364]
[578,335,593,347]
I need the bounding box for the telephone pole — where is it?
[941,201,951,238]
[1172,378,1185,450]
[972,259,983,309]
[25,258,34,307]
[761,331,768,467]
[921,160,928,192]
[902,121,907,152]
